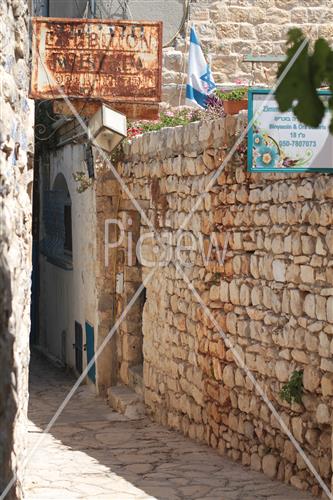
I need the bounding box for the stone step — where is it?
[107,384,145,420]
[128,364,144,396]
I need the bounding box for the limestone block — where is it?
[300,265,314,284]
[303,366,320,392]
[316,237,327,256]
[301,236,315,255]
[250,453,261,472]
[281,289,289,314]
[283,440,296,464]
[251,286,262,306]
[327,297,333,323]
[325,229,333,251]
[291,417,304,443]
[262,286,271,309]
[321,373,333,396]
[316,403,330,424]
[239,284,251,306]
[238,393,250,413]
[249,189,261,204]
[232,255,242,275]
[305,332,318,352]
[229,280,240,305]
[289,476,308,491]
[272,260,286,282]
[254,211,270,226]
[320,204,332,226]
[261,256,274,280]
[275,360,290,382]
[318,456,331,479]
[262,454,278,479]
[236,186,249,204]
[170,295,179,313]
[271,236,284,255]
[174,314,186,332]
[291,349,309,364]
[305,429,320,447]
[321,358,333,373]
[222,365,235,388]
[209,284,220,302]
[319,332,330,358]
[297,182,313,199]
[163,49,184,72]
[212,357,223,381]
[291,234,302,256]
[220,281,229,302]
[250,255,259,279]
[304,294,316,319]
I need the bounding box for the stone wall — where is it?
[112,117,333,496]
[94,153,148,393]
[0,0,34,498]
[163,0,333,105]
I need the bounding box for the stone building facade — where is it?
[95,116,333,496]
[163,0,333,104]
[0,0,34,498]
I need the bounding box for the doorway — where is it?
[85,322,96,383]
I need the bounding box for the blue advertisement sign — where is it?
[248,88,333,173]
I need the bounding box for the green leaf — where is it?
[279,370,303,405]
[311,38,331,88]
[325,50,333,87]
[276,29,326,128]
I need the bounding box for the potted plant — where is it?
[215,87,248,115]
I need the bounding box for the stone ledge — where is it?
[122,116,240,163]
[107,385,145,420]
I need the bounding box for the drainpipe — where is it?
[90,0,96,18]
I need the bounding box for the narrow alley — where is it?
[24,354,313,500]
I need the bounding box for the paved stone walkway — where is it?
[24,354,314,500]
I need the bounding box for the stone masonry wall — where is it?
[0,0,34,498]
[113,117,333,496]
[163,0,333,105]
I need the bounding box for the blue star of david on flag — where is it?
[186,27,216,108]
[200,65,216,93]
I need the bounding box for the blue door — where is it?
[85,322,96,383]
[74,322,83,374]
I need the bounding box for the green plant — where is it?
[276,28,333,131]
[215,87,248,101]
[204,93,226,120]
[72,171,93,193]
[142,108,203,131]
[279,370,303,405]
[126,107,204,139]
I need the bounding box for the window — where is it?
[64,204,72,254]
[41,173,73,269]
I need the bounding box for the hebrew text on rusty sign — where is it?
[30,18,162,103]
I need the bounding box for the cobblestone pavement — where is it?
[24,354,314,500]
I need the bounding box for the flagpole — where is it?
[178,19,193,108]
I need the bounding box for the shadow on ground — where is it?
[24,352,315,500]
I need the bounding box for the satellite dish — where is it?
[97,0,189,47]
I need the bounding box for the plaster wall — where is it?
[38,144,99,376]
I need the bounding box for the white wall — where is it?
[39,144,98,378]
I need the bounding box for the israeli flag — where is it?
[186,27,216,108]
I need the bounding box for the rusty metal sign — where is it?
[30,17,162,103]
[52,99,160,120]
